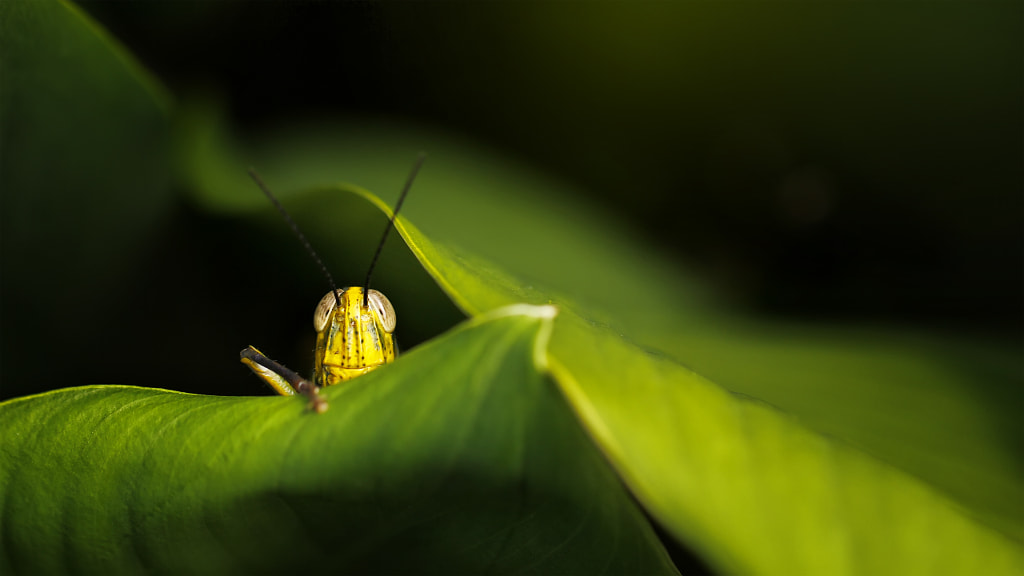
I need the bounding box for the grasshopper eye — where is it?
[367,289,396,333]
[313,290,340,334]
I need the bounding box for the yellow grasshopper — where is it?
[240,156,425,413]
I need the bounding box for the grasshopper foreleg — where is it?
[240,345,328,413]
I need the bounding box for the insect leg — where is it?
[240,346,328,413]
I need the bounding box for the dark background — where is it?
[79,1,1023,332]
[2,2,1020,404]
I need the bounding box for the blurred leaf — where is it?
[176,99,1023,544]
[0,0,173,398]
[174,98,718,333]
[0,308,676,575]
[665,321,1024,542]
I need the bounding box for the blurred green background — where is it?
[3,1,1018,400]
[115,2,1024,319]
[86,2,1022,329]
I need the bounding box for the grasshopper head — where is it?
[312,287,397,386]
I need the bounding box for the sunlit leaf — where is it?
[373,192,1023,575]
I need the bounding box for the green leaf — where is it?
[377,197,1024,575]
[0,307,677,575]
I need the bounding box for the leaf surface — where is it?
[0,308,677,575]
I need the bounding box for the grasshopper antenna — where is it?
[248,168,342,308]
[363,153,426,307]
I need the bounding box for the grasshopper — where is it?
[240,156,425,413]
